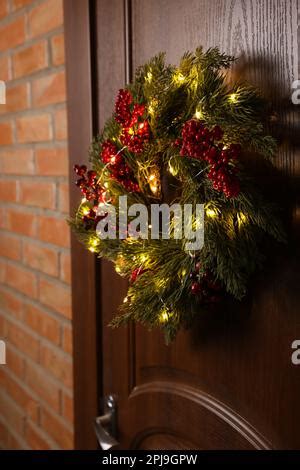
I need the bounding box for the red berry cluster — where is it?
[100,140,140,193]
[190,262,222,304]
[178,119,241,198]
[115,88,150,153]
[115,89,132,126]
[74,165,107,229]
[74,165,101,202]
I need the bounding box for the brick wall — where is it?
[0,0,73,449]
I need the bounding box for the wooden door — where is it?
[66,0,300,449]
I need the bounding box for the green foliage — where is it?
[70,47,285,342]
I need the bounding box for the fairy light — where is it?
[146,71,153,83]
[123,296,128,303]
[194,109,203,120]
[90,237,99,248]
[148,172,160,194]
[140,253,148,264]
[237,212,247,226]
[205,208,218,218]
[173,72,185,84]
[229,93,238,103]
[159,309,169,323]
[104,182,109,189]
[82,206,90,216]
[168,161,177,176]
[89,246,95,253]
[81,197,87,204]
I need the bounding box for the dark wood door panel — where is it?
[124,381,271,449]
[93,0,300,450]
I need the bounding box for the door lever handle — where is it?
[94,395,119,450]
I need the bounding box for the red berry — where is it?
[191,282,201,295]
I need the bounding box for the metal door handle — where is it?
[94,395,119,450]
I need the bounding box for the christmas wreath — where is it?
[70,47,285,342]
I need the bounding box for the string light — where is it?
[89,246,95,253]
[237,212,247,226]
[159,309,169,323]
[229,93,237,103]
[173,72,185,84]
[146,71,153,83]
[168,161,177,176]
[194,109,203,120]
[123,296,128,303]
[205,208,218,218]
[148,172,160,194]
[82,206,90,216]
[81,197,87,204]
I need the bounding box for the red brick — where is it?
[40,407,73,449]
[32,71,66,107]
[6,318,39,361]
[0,0,8,19]
[0,232,21,261]
[23,241,58,276]
[4,373,39,422]
[6,345,25,378]
[39,277,71,318]
[40,344,72,388]
[25,421,51,450]
[0,55,10,81]
[38,215,70,247]
[35,147,68,176]
[0,392,25,436]
[13,41,48,79]
[25,362,60,412]
[58,182,69,214]
[5,209,37,236]
[62,323,72,354]
[0,286,23,318]
[24,303,60,345]
[0,83,28,114]
[51,33,65,66]
[62,393,73,424]
[12,0,33,10]
[19,181,55,209]
[28,0,63,38]
[0,16,25,52]
[0,179,17,202]
[0,149,34,175]
[5,263,38,298]
[0,258,6,282]
[0,121,13,145]
[60,252,71,284]
[54,107,67,140]
[16,113,52,143]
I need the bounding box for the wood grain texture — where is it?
[64,0,100,449]
[67,0,300,449]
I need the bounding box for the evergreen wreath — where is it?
[70,47,285,342]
